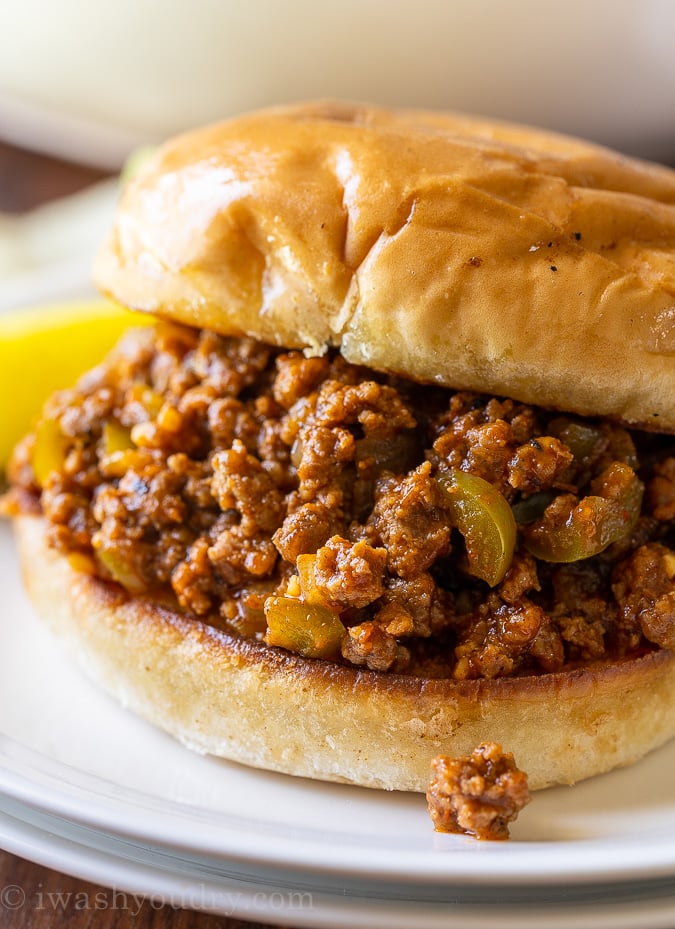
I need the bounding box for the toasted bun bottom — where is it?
[15,514,675,791]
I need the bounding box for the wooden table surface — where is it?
[0,851,295,929]
[0,137,301,929]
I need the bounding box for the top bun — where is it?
[94,101,675,431]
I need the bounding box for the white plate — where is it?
[2,518,675,927]
[4,800,675,929]
[3,792,675,929]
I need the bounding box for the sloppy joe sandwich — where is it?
[5,101,675,792]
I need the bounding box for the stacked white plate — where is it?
[2,520,675,928]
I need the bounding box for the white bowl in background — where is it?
[0,0,674,169]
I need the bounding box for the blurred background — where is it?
[1,0,674,309]
[0,0,674,920]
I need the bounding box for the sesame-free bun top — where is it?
[94,101,675,431]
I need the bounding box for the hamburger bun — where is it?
[7,101,675,794]
[94,100,675,432]
[15,513,675,791]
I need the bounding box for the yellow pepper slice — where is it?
[31,418,71,488]
[549,418,603,460]
[94,542,147,594]
[523,462,643,562]
[437,470,516,586]
[264,596,345,659]
[102,420,135,455]
[0,298,149,473]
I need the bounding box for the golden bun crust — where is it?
[16,514,675,791]
[95,100,675,431]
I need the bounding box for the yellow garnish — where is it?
[264,596,345,659]
[31,417,70,488]
[102,420,135,455]
[0,298,149,471]
[437,469,517,586]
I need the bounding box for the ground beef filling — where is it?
[7,323,675,679]
[427,743,531,840]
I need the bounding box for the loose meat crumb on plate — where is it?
[426,742,531,840]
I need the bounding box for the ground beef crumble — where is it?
[427,743,531,840]
[5,322,675,680]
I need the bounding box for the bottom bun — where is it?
[15,514,675,791]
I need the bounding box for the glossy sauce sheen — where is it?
[8,323,675,681]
